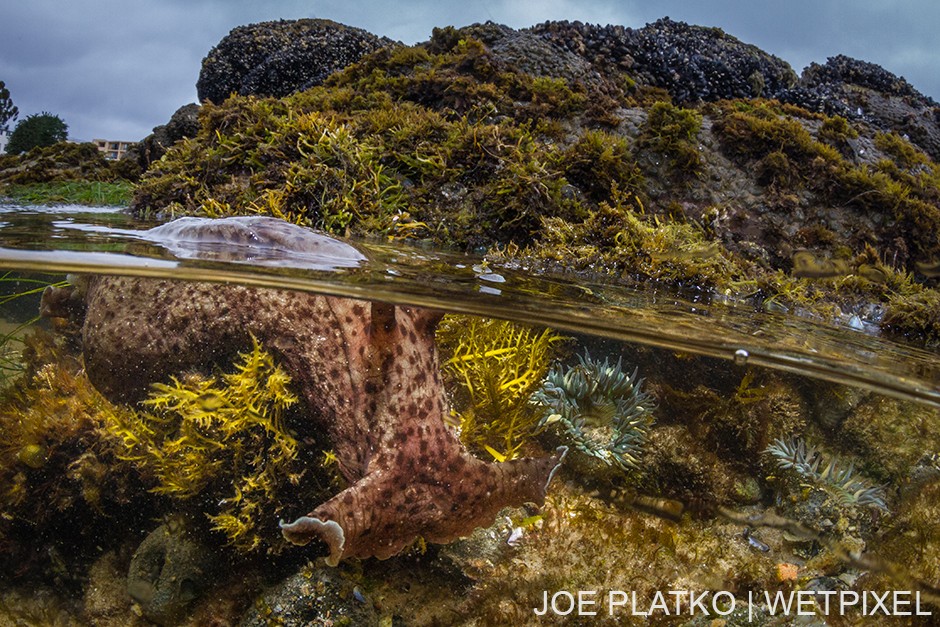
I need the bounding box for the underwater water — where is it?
[0,203,939,625]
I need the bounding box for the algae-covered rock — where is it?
[883,288,940,348]
[0,329,150,583]
[83,550,139,626]
[838,395,940,481]
[433,22,603,90]
[127,103,200,170]
[868,476,940,599]
[641,424,746,506]
[783,55,940,161]
[196,19,395,103]
[133,16,940,341]
[434,506,530,581]
[239,564,379,627]
[805,382,869,431]
[0,141,137,186]
[445,484,778,624]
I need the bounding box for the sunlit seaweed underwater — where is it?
[0,272,68,385]
[2,267,940,625]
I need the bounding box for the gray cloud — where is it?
[1,0,936,143]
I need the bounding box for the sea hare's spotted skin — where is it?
[48,218,565,565]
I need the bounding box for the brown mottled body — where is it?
[58,268,564,565]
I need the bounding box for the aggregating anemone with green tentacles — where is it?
[765,435,889,511]
[532,351,655,475]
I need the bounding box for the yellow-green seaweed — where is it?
[102,336,301,551]
[436,315,566,460]
[640,101,704,175]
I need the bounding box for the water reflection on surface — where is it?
[0,205,937,408]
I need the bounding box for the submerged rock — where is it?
[434,507,529,581]
[239,565,379,626]
[84,550,137,625]
[126,522,216,625]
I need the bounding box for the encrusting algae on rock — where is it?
[41,216,567,566]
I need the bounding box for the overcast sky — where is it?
[1,1,937,143]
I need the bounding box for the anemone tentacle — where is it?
[531,350,655,473]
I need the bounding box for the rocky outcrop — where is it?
[124,103,200,171]
[196,19,395,104]
[529,17,799,102]
[526,19,939,160]
[188,17,938,158]
[132,16,940,315]
[780,55,940,160]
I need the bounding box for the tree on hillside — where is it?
[0,81,17,135]
[5,112,68,155]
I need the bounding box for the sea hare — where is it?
[43,217,565,565]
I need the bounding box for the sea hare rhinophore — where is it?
[43,217,565,565]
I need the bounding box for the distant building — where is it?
[93,138,134,160]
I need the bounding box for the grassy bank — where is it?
[1,180,134,206]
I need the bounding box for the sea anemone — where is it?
[531,351,655,473]
[765,435,888,511]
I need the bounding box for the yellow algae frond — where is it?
[100,336,299,551]
[437,315,566,460]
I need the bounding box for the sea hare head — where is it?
[279,517,346,567]
[278,446,569,565]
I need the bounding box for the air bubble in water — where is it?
[733,349,749,366]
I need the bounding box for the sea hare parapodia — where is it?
[44,217,565,565]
